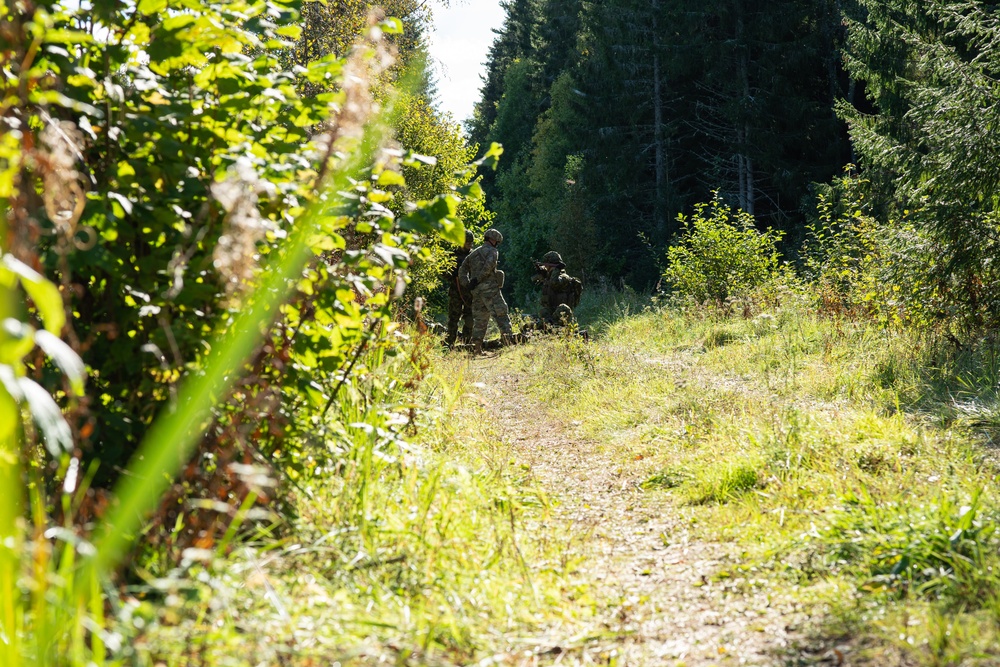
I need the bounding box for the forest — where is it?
[6,0,1000,665]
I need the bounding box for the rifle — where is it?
[531,259,548,284]
[455,275,469,305]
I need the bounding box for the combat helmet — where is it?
[484,228,503,244]
[542,250,565,266]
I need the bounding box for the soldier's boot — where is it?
[472,338,484,356]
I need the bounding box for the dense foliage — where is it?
[839,0,1000,333]
[473,0,1000,337]
[0,0,511,662]
[0,0,487,492]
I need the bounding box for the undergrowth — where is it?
[127,336,576,665]
[498,290,1000,665]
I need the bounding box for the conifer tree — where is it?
[841,0,1000,327]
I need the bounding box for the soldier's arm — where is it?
[483,247,498,277]
[557,273,578,288]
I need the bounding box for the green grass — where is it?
[128,340,581,665]
[15,281,1000,665]
[490,291,1000,664]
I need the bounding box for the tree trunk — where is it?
[736,4,754,215]
[652,0,667,234]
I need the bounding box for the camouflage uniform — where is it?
[476,270,513,338]
[446,231,474,347]
[458,229,513,342]
[535,251,582,326]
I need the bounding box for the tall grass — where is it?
[122,338,574,664]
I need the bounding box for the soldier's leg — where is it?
[470,290,490,342]
[460,289,474,342]
[477,283,509,337]
[491,292,514,336]
[446,284,463,347]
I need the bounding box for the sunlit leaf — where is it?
[379,17,404,34]
[0,318,35,366]
[19,377,73,456]
[2,256,65,335]
[34,330,86,396]
[475,142,503,170]
[137,0,167,14]
[0,384,17,443]
[376,170,406,187]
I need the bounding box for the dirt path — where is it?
[467,363,838,667]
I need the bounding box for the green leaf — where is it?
[18,377,73,456]
[2,256,65,334]
[379,17,404,35]
[44,29,95,44]
[475,142,504,171]
[376,170,406,187]
[162,14,197,31]
[440,219,465,246]
[34,330,86,396]
[137,0,167,11]
[456,181,484,200]
[0,318,36,366]
[0,382,17,444]
[276,25,302,40]
[108,192,133,217]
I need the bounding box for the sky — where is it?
[427,0,507,123]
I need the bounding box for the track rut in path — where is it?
[465,364,836,667]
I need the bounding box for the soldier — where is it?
[445,229,475,349]
[458,228,514,354]
[532,250,583,328]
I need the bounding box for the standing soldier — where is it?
[458,228,514,354]
[533,251,583,327]
[445,229,474,349]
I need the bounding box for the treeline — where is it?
[473,0,1000,330]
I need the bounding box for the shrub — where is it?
[663,193,785,305]
[803,168,953,331]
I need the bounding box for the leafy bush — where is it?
[0,0,493,493]
[0,1,506,663]
[663,194,785,305]
[803,169,947,330]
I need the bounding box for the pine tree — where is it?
[841,0,1000,327]
[468,0,539,149]
[472,0,850,295]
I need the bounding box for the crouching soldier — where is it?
[532,251,583,328]
[458,228,515,354]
